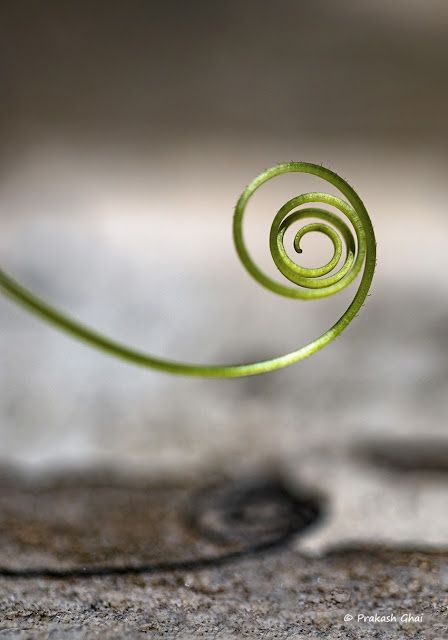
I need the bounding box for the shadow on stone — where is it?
[0,467,322,578]
[353,438,448,474]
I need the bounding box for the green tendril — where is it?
[0,162,376,378]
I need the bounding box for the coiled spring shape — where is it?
[0,162,376,377]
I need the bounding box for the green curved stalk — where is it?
[0,162,376,377]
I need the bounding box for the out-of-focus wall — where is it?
[1,0,447,148]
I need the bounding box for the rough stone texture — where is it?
[1,547,447,639]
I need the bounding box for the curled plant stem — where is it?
[0,162,376,378]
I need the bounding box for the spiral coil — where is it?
[0,162,376,377]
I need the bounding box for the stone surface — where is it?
[0,470,446,639]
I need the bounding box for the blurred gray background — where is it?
[0,0,447,550]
